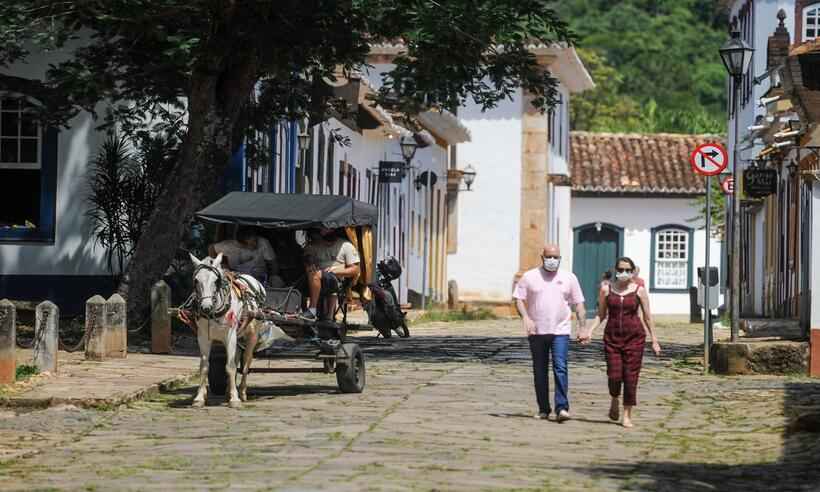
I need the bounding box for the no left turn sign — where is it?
[690,143,728,176]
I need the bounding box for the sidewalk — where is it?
[2,348,198,409]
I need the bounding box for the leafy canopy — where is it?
[1,0,576,131]
[554,0,728,134]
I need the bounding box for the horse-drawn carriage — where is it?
[180,192,381,406]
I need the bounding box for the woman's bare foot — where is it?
[609,398,620,421]
[622,406,634,428]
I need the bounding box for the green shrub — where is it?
[412,308,497,325]
[15,365,38,381]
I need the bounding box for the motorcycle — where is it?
[365,257,410,338]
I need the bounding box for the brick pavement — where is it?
[0,319,817,491]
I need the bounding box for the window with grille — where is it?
[652,227,691,290]
[806,7,820,40]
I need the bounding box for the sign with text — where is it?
[378,161,406,183]
[743,168,777,198]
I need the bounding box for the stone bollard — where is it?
[104,294,127,359]
[84,295,107,361]
[151,280,172,354]
[33,301,59,373]
[0,299,16,384]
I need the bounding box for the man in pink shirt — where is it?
[513,244,586,422]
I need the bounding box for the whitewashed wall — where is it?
[448,92,523,302]
[572,196,724,315]
[302,118,448,305]
[0,47,108,277]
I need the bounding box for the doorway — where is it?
[573,223,624,317]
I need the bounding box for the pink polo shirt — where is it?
[512,268,585,335]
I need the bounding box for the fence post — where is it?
[151,280,172,354]
[0,300,15,384]
[85,295,107,361]
[104,294,127,359]
[34,301,59,373]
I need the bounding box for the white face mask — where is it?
[615,271,633,282]
[542,258,560,272]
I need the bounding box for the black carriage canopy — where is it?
[195,192,379,229]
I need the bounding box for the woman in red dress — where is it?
[579,257,661,428]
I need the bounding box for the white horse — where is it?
[187,253,278,408]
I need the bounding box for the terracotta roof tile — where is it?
[570,132,725,195]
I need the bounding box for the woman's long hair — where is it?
[615,256,636,271]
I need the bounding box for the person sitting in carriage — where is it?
[301,227,360,321]
[208,226,285,287]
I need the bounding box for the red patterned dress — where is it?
[603,286,646,406]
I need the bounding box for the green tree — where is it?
[689,176,727,239]
[1,0,576,325]
[554,0,728,134]
[570,48,642,131]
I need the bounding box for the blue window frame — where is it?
[0,94,57,243]
[650,224,694,293]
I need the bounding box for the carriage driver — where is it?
[208,226,285,287]
[301,228,360,321]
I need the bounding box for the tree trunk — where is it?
[118,54,258,329]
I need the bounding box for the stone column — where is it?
[518,90,550,274]
[0,300,16,384]
[33,301,59,373]
[810,181,820,377]
[85,295,107,361]
[104,294,127,359]
[151,280,172,354]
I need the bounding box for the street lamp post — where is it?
[719,30,754,343]
[400,136,418,307]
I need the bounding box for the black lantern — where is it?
[719,31,754,80]
[297,131,311,152]
[400,136,418,162]
[462,164,477,191]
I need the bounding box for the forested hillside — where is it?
[554,0,729,134]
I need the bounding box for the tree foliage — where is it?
[87,126,181,278]
[688,176,727,239]
[556,0,728,134]
[1,0,577,325]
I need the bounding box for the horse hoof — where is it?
[228,400,242,409]
[192,399,205,408]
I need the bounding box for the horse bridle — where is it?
[192,263,231,319]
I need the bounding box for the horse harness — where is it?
[182,263,267,324]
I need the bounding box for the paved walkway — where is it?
[6,349,196,408]
[0,319,817,491]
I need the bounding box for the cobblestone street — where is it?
[0,319,818,491]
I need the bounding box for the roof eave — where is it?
[549,47,595,93]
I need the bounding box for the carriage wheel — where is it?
[208,344,228,396]
[336,343,365,393]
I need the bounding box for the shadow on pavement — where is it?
[572,381,820,491]
[352,336,697,367]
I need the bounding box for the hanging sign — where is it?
[721,176,734,195]
[690,143,729,176]
[378,161,406,183]
[743,168,777,198]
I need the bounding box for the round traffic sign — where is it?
[721,175,734,194]
[690,143,729,176]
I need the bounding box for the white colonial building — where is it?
[570,132,725,316]
[0,45,111,312]
[446,45,594,303]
